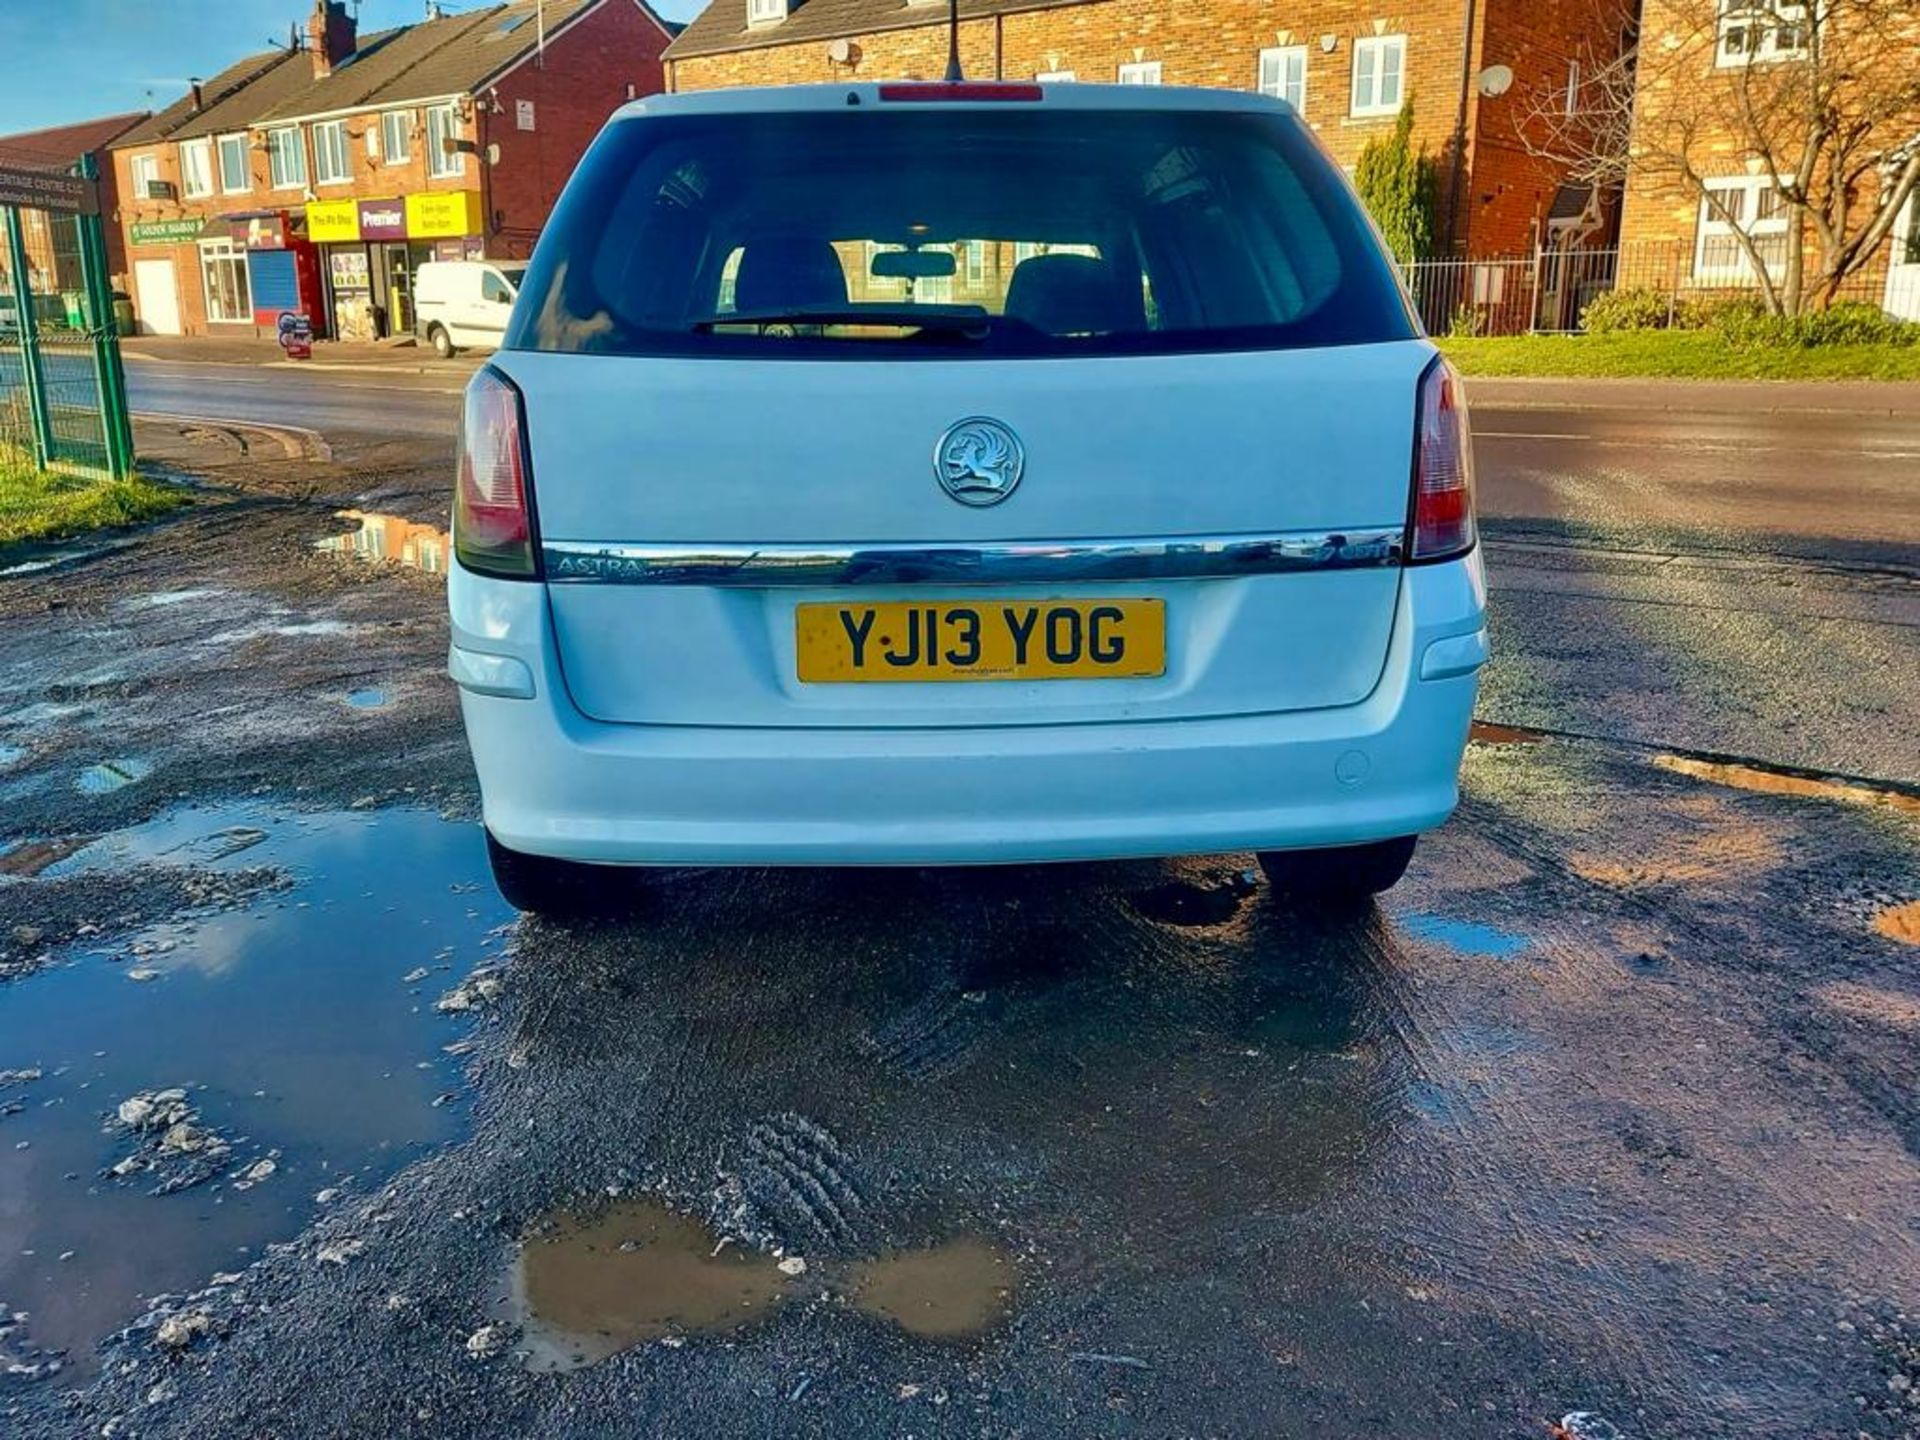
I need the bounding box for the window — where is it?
[199,238,251,323]
[1258,46,1307,111]
[313,120,350,184]
[267,126,306,189]
[1695,175,1790,279]
[381,111,411,164]
[129,152,160,198]
[514,108,1417,360]
[1716,0,1810,66]
[1903,188,1920,266]
[481,271,514,304]
[1117,61,1162,85]
[217,134,249,194]
[426,103,464,178]
[746,0,786,23]
[1034,70,1076,82]
[1350,35,1406,117]
[179,139,213,198]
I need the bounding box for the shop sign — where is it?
[130,218,204,246]
[0,163,97,215]
[328,249,370,289]
[277,311,314,361]
[357,198,407,241]
[306,198,361,244]
[405,190,483,239]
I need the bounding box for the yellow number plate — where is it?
[796,598,1166,683]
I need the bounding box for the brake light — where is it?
[877,83,1045,102]
[454,367,537,578]
[1410,360,1476,562]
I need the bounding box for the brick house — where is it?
[1618,0,1920,318]
[0,112,148,298]
[108,0,674,339]
[663,0,1631,258]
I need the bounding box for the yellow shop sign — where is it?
[405,191,483,239]
[305,198,362,243]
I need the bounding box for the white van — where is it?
[414,260,527,357]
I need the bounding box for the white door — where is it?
[1886,188,1920,321]
[133,259,182,335]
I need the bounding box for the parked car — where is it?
[448,81,1488,915]
[414,259,527,358]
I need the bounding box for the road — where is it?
[0,364,1916,1439]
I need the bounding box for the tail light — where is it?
[1410,359,1476,562]
[454,367,538,578]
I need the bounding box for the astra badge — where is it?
[934,417,1025,507]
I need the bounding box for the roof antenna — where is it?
[943,0,962,81]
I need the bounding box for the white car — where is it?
[448,82,1487,915]
[414,259,527,358]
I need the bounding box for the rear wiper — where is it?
[689,305,995,339]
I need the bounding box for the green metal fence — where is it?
[0,154,134,481]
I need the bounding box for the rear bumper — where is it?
[449,554,1487,866]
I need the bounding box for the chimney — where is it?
[306,0,357,80]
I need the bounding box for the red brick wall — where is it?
[482,0,675,258]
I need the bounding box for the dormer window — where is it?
[747,0,787,26]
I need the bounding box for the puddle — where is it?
[1129,874,1253,927]
[205,620,358,645]
[0,836,93,878]
[1398,913,1530,960]
[0,802,511,1373]
[346,687,390,710]
[1653,754,1920,816]
[0,743,25,770]
[313,511,450,574]
[849,1236,1015,1340]
[1873,901,1920,947]
[122,588,223,611]
[75,757,154,795]
[510,1199,786,1371]
[1469,721,1545,746]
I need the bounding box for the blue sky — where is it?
[0,0,705,136]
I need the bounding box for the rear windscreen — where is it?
[506,104,1416,360]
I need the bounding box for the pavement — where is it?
[0,372,1916,1438]
[122,333,481,377]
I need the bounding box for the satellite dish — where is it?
[827,37,856,64]
[1477,64,1514,97]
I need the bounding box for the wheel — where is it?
[1256,836,1417,906]
[486,831,629,919]
[428,324,455,359]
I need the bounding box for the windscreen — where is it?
[506,105,1416,359]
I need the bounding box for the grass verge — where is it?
[1438,331,1920,381]
[0,450,190,548]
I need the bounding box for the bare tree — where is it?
[1518,0,1920,315]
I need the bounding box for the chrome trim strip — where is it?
[541,530,1405,586]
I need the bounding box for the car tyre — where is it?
[428,324,456,359]
[1256,836,1417,906]
[485,831,630,919]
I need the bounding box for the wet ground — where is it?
[0,406,1916,1438]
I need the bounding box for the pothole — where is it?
[509,1199,787,1371]
[1129,875,1253,927]
[1653,754,1920,816]
[76,758,154,795]
[313,511,450,574]
[848,1236,1015,1340]
[0,836,93,877]
[0,743,26,771]
[346,687,390,710]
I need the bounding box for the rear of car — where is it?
[448,83,1487,908]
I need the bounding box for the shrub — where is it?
[1794,301,1920,347]
[1353,102,1438,264]
[1580,288,1675,333]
